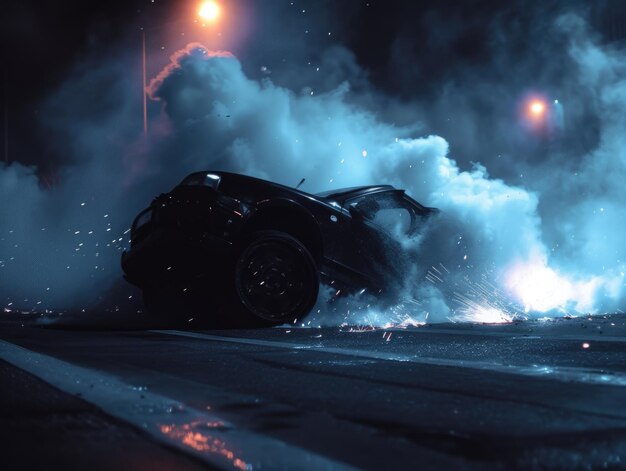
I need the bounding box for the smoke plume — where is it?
[0,9,624,325]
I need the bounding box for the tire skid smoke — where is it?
[0,12,624,324]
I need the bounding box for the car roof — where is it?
[184,171,438,215]
[182,171,398,201]
[316,185,397,202]
[182,171,313,196]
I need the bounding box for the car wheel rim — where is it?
[236,241,312,321]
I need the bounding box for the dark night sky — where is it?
[2,0,626,173]
[2,0,626,315]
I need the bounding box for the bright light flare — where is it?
[521,96,550,127]
[529,100,546,116]
[506,260,573,312]
[454,306,514,324]
[198,1,220,21]
[504,255,607,314]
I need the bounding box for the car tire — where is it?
[234,230,319,326]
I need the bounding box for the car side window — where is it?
[346,192,416,237]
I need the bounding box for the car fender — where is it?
[237,198,324,262]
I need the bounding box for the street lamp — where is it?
[142,31,148,136]
[529,100,546,118]
[141,1,223,135]
[198,1,221,22]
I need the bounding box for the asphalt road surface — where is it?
[1,313,625,470]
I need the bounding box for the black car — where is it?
[122,171,438,326]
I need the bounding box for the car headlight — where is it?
[180,172,221,189]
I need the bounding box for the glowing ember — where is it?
[447,271,520,323]
[381,316,426,329]
[159,422,246,470]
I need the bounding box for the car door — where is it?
[339,190,416,289]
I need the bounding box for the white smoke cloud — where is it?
[146,43,591,323]
[1,12,625,324]
[512,13,626,315]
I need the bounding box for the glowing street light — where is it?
[198,1,221,21]
[141,1,223,135]
[529,100,546,117]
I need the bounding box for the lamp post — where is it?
[142,32,147,136]
[3,69,8,164]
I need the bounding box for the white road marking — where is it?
[389,327,626,344]
[154,330,626,388]
[0,339,355,471]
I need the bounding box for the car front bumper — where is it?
[121,227,232,288]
